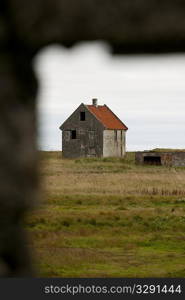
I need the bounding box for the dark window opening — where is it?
[144,156,161,165]
[71,130,76,139]
[80,111,86,121]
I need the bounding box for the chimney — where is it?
[92,98,98,107]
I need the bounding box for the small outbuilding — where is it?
[135,151,185,167]
[59,99,128,158]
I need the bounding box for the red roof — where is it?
[86,105,128,130]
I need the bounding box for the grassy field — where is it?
[26,151,185,277]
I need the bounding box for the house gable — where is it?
[59,103,105,130]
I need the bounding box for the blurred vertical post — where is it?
[0,0,38,276]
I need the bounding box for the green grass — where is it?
[26,151,185,277]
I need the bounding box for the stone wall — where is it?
[61,104,104,158]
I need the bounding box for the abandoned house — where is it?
[59,99,128,158]
[135,151,185,167]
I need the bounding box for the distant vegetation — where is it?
[26,151,185,277]
[151,148,185,152]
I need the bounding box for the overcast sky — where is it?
[34,42,185,151]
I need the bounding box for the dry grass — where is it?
[26,151,185,277]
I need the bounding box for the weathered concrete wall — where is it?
[103,130,126,157]
[136,152,185,167]
[61,104,104,158]
[172,152,185,167]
